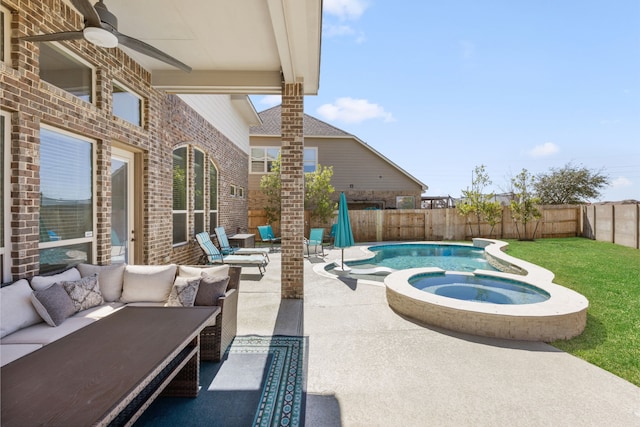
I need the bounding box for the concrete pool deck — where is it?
[237,245,640,426]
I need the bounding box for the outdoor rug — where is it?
[135,335,307,427]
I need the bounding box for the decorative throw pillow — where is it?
[165,277,201,307]
[30,268,81,291]
[1,279,43,337]
[178,264,229,279]
[61,275,104,312]
[30,283,77,326]
[194,273,230,306]
[120,264,177,303]
[77,263,125,302]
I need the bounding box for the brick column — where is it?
[280,83,305,299]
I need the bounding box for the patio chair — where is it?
[304,227,325,257]
[257,225,281,249]
[214,227,270,261]
[328,223,338,248]
[195,232,268,276]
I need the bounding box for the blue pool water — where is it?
[347,244,498,272]
[409,272,550,305]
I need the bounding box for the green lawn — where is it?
[504,237,640,387]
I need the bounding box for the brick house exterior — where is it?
[1,1,251,281]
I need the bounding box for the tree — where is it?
[259,155,282,224]
[509,168,542,241]
[456,165,502,238]
[305,165,337,223]
[535,163,609,204]
[259,155,337,224]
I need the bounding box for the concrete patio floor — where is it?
[236,245,640,426]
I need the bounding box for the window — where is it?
[396,196,416,209]
[250,147,280,173]
[193,149,205,234]
[1,5,10,64]
[39,127,94,273]
[112,81,143,126]
[172,147,188,245]
[209,161,218,235]
[1,111,9,281]
[250,146,317,173]
[237,187,244,198]
[39,42,94,103]
[303,148,317,173]
[230,185,236,197]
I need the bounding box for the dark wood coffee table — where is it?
[1,305,219,427]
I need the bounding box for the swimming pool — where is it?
[316,239,589,341]
[329,243,502,277]
[409,272,550,305]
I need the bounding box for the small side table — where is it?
[228,233,255,248]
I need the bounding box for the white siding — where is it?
[178,95,251,153]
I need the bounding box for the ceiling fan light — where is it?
[83,27,118,48]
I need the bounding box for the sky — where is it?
[252,0,640,202]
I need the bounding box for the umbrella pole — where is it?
[341,248,345,269]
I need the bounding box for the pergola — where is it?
[104,0,323,298]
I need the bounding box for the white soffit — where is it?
[98,0,321,95]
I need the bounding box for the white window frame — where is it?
[1,110,10,282]
[303,147,318,173]
[1,4,11,65]
[193,148,205,234]
[38,125,97,262]
[250,146,318,173]
[112,79,144,127]
[39,41,96,104]
[172,145,189,246]
[208,160,219,234]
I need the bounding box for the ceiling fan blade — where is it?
[21,31,85,43]
[69,0,101,28]
[117,33,192,72]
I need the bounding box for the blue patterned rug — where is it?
[135,335,307,427]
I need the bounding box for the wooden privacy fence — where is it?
[249,204,639,248]
[249,205,579,242]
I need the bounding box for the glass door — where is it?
[111,148,135,264]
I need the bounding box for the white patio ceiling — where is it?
[88,0,322,94]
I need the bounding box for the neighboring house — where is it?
[249,105,428,211]
[0,2,320,285]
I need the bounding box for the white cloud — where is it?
[324,0,369,21]
[611,176,632,188]
[527,142,559,158]
[258,95,281,107]
[323,24,355,38]
[316,98,395,124]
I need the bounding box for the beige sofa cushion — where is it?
[77,263,125,302]
[1,344,43,367]
[30,268,81,291]
[1,317,95,345]
[178,265,229,279]
[1,280,43,338]
[120,264,177,303]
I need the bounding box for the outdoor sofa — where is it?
[0,263,241,367]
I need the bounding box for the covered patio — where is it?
[140,246,640,425]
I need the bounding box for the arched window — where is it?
[172,146,188,245]
[194,149,205,234]
[209,160,219,234]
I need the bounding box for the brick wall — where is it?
[1,1,247,278]
[280,82,304,299]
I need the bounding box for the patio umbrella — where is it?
[334,192,355,270]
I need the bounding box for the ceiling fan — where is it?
[21,0,191,72]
